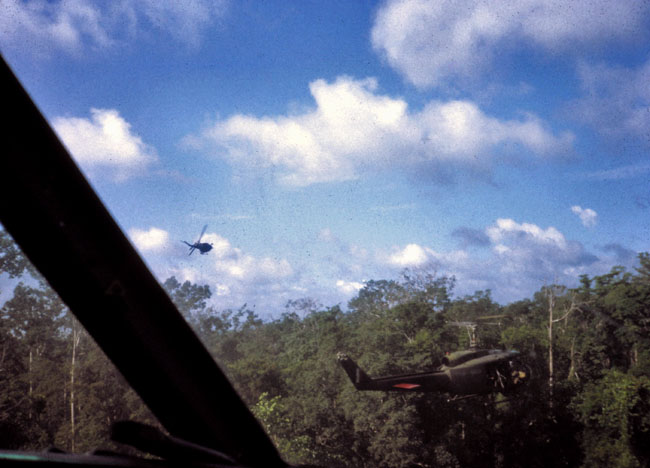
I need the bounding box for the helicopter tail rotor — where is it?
[181,240,196,256]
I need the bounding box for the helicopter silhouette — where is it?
[182,225,213,255]
[338,322,530,400]
[338,349,529,400]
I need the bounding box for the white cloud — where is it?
[200,233,294,284]
[137,220,628,313]
[572,58,650,140]
[385,244,470,272]
[189,76,573,186]
[53,108,157,181]
[486,218,567,247]
[371,0,649,88]
[0,0,112,56]
[167,266,200,284]
[138,228,297,315]
[336,279,364,295]
[215,255,293,282]
[180,231,294,284]
[377,218,602,303]
[129,227,170,253]
[324,220,631,306]
[199,233,233,258]
[571,206,598,228]
[485,218,597,276]
[136,0,228,48]
[584,163,650,181]
[0,0,228,57]
[388,243,432,267]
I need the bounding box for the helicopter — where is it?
[338,349,530,400]
[182,225,213,255]
[338,318,530,400]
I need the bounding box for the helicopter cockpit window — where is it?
[2,1,650,466]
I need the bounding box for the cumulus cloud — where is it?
[385,244,470,272]
[188,76,573,186]
[336,279,364,295]
[388,243,433,267]
[322,221,632,306]
[371,0,650,88]
[134,220,629,312]
[0,0,111,56]
[379,218,602,302]
[571,58,650,140]
[215,255,293,283]
[0,0,228,56]
[202,233,294,284]
[571,205,598,227]
[487,218,565,246]
[53,108,157,181]
[136,228,297,315]
[486,218,597,276]
[129,227,171,253]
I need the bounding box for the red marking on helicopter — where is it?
[393,383,420,389]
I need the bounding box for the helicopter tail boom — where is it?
[337,353,450,392]
[181,240,196,255]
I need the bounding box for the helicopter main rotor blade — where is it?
[196,224,208,243]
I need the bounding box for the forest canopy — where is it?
[1,229,649,467]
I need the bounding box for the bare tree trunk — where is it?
[28,348,33,396]
[0,342,6,372]
[547,288,555,409]
[69,325,81,452]
[28,348,33,419]
[567,337,577,381]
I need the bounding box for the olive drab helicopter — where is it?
[182,225,213,255]
[338,320,530,401]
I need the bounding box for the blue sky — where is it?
[2,0,649,315]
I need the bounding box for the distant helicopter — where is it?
[182,225,213,255]
[339,316,530,400]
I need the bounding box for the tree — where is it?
[0,229,36,279]
[573,369,650,468]
[162,276,211,323]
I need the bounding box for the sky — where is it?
[2,0,649,316]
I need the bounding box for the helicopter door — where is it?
[448,366,493,395]
[492,360,531,393]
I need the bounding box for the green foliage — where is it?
[0,230,35,280]
[251,393,314,465]
[2,230,650,467]
[0,232,159,452]
[162,276,212,321]
[572,370,650,468]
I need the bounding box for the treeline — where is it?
[1,229,649,467]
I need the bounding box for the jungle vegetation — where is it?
[1,229,649,467]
